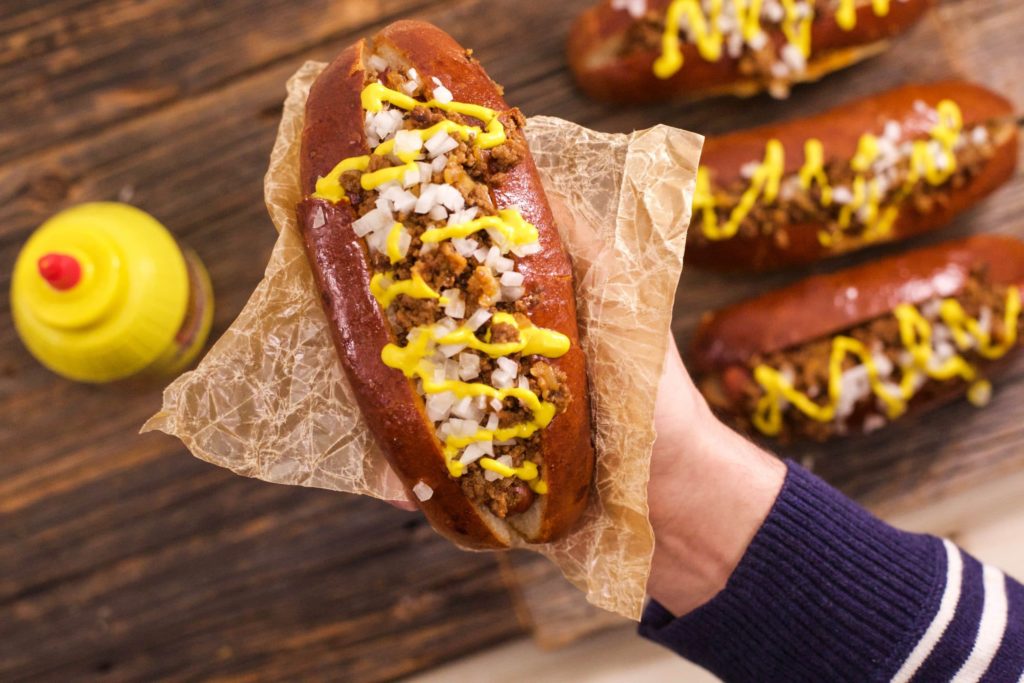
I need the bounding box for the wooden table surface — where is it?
[2,1,1022,680]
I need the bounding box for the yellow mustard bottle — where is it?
[11,202,214,383]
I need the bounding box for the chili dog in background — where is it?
[692,235,1024,442]
[296,21,594,549]
[688,81,1018,271]
[568,0,933,103]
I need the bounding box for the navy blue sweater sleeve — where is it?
[638,462,1024,682]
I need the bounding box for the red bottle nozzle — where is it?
[37,252,82,291]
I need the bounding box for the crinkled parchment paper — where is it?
[143,61,700,620]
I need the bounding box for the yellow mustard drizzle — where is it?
[751,286,1022,436]
[421,209,539,247]
[314,156,371,203]
[695,99,964,245]
[369,272,444,308]
[380,313,570,478]
[313,82,506,203]
[836,0,890,31]
[653,0,888,79]
[318,82,563,494]
[696,139,783,240]
[385,222,405,264]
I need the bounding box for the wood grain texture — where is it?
[1,0,1022,679]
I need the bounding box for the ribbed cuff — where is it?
[639,461,947,682]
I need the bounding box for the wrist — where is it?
[646,352,785,616]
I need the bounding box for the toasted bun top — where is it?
[702,81,1015,184]
[692,235,1024,372]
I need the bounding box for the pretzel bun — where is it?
[297,21,594,548]
[568,0,934,103]
[688,81,1017,271]
[693,235,1024,441]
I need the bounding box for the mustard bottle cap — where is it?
[11,202,192,383]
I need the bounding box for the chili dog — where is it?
[296,21,594,548]
[692,235,1024,442]
[569,0,933,102]
[688,81,1018,271]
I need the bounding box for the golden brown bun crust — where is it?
[298,21,594,547]
[687,81,1018,271]
[691,235,1024,374]
[567,0,934,103]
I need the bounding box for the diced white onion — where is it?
[425,131,454,157]
[403,167,420,188]
[485,413,499,431]
[460,442,486,465]
[836,365,871,420]
[832,186,853,205]
[352,207,392,238]
[383,186,418,214]
[502,286,525,301]
[496,357,518,375]
[486,228,509,251]
[431,154,448,173]
[414,185,438,214]
[412,480,433,501]
[497,455,514,467]
[518,375,530,391]
[500,271,524,287]
[466,308,492,332]
[394,129,423,158]
[452,237,480,257]
[872,353,894,377]
[484,246,502,270]
[401,80,419,95]
[435,317,459,334]
[429,205,448,221]
[780,43,806,73]
[494,256,515,273]
[452,396,477,420]
[438,343,466,358]
[425,391,457,422]
[484,468,502,482]
[435,184,466,212]
[490,398,504,412]
[369,109,404,142]
[511,242,542,258]
[407,67,419,82]
[862,414,887,434]
[416,161,434,184]
[472,246,490,263]
[611,0,647,19]
[458,352,481,381]
[431,76,454,104]
[448,207,479,226]
[441,289,466,319]
[445,359,460,381]
[491,369,514,389]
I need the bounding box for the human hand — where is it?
[645,336,786,616]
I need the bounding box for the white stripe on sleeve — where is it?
[891,539,964,683]
[950,564,1009,683]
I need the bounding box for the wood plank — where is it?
[2,0,1023,679]
[0,0,442,165]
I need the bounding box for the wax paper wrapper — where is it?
[143,61,700,620]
